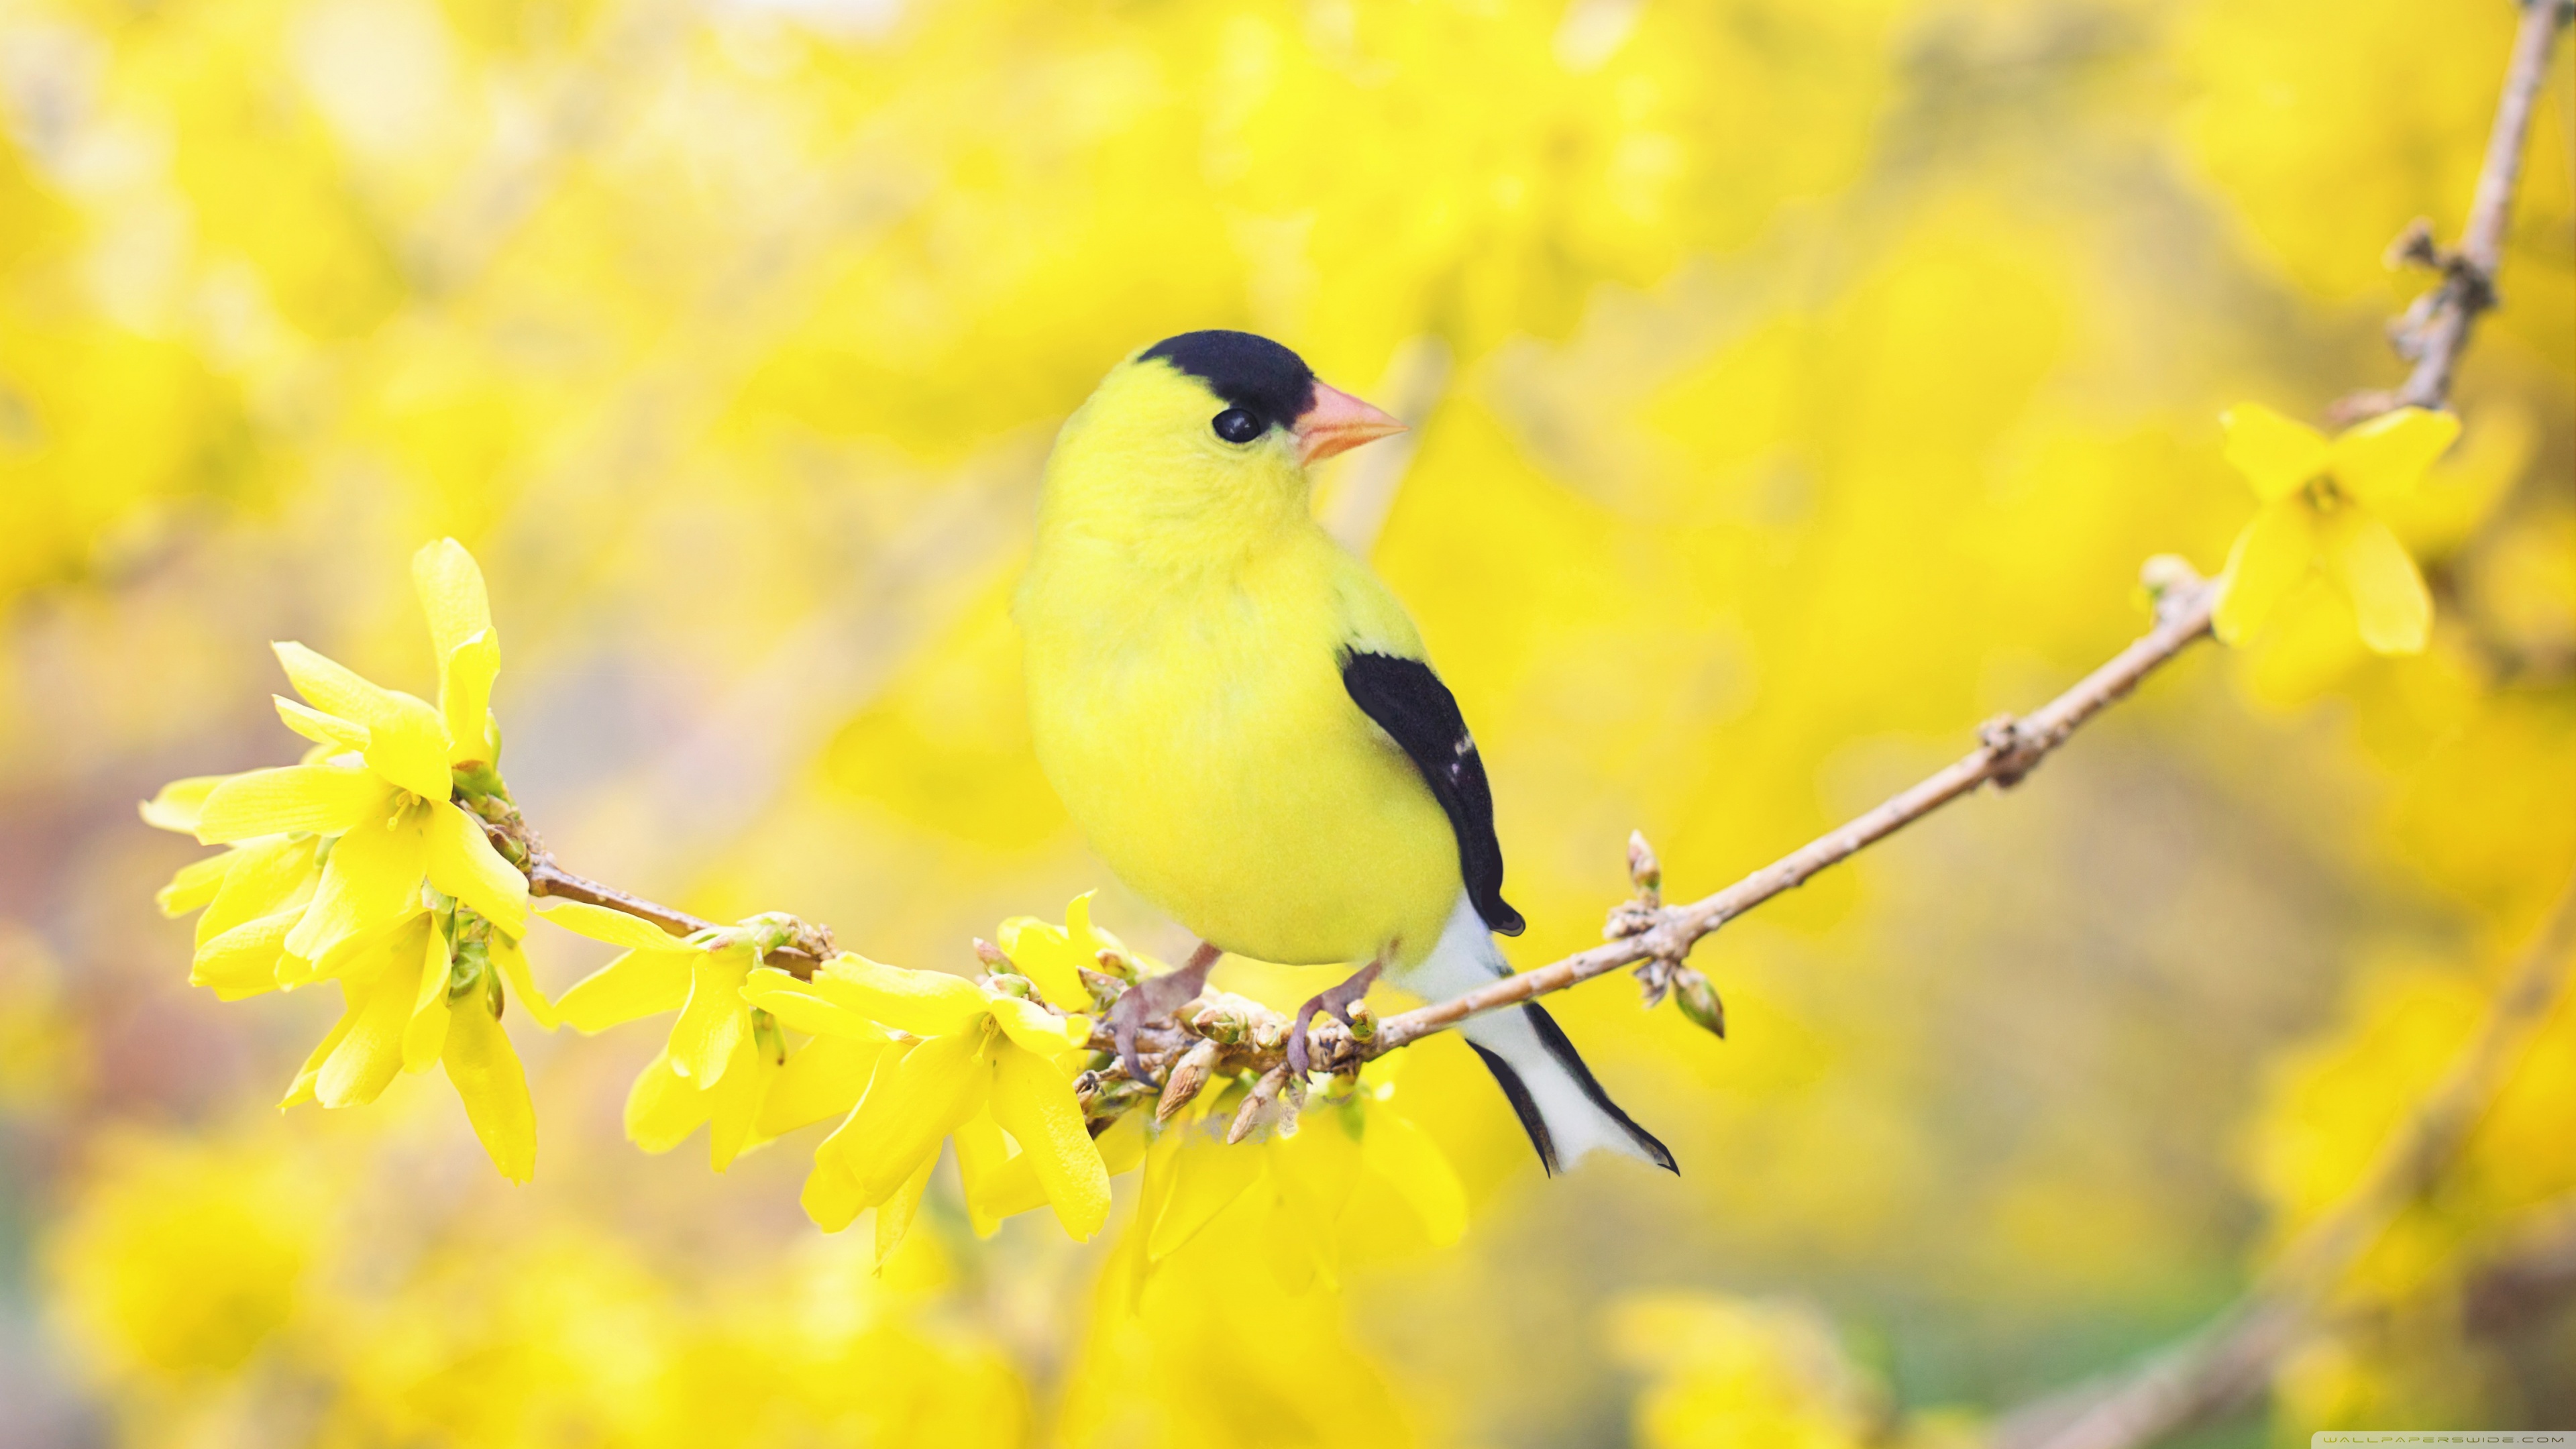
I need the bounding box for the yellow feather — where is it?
[1018,354,1458,967]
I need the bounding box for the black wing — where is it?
[1340,651,1524,936]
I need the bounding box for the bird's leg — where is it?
[1111,941,1222,1086]
[1287,958,1383,1078]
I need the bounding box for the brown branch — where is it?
[463,570,2220,1079]
[466,796,828,973]
[1993,867,2576,1449]
[1358,577,2219,1058]
[2333,0,2573,422]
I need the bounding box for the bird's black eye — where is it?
[1212,408,1263,444]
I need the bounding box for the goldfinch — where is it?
[1016,330,1672,1175]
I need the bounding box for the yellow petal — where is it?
[625,1051,711,1153]
[402,922,453,1075]
[488,932,557,1032]
[987,993,1089,1055]
[1358,1109,1465,1247]
[555,948,696,1033]
[2319,508,2432,655]
[316,943,423,1108]
[957,1144,1051,1230]
[441,633,501,767]
[667,946,754,1087]
[539,900,690,952]
[741,967,901,1042]
[995,914,1091,1011]
[707,1033,780,1171]
[2221,403,2330,501]
[272,643,452,802]
[2328,407,2460,506]
[443,991,536,1183]
[873,1151,938,1269]
[1272,1112,1362,1222]
[141,775,231,835]
[197,836,321,945]
[987,1042,1111,1240]
[191,908,300,1001]
[284,806,427,969]
[1256,1189,1329,1296]
[274,697,371,755]
[281,993,361,1108]
[1147,1138,1265,1262]
[802,1051,900,1232]
[1096,1110,1149,1178]
[2212,500,2317,645]
[422,801,529,935]
[196,765,392,844]
[158,851,239,918]
[804,954,989,1038]
[953,1114,1017,1236]
[800,1131,871,1233]
[756,1034,890,1136]
[411,539,495,661]
[830,1028,990,1208]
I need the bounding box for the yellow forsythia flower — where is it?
[2213,404,2459,653]
[993,892,1133,1010]
[1127,1059,1466,1295]
[140,539,546,1182]
[546,900,793,1171]
[743,955,1110,1255]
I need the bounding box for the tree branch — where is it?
[469,565,2219,1086]
[2333,0,2573,423]
[1356,574,2219,1059]
[468,796,830,972]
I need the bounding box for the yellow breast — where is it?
[1018,524,1460,967]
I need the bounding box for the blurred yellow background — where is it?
[1,0,2571,1444]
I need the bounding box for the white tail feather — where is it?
[1388,893,1674,1174]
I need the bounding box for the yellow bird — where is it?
[1017,330,1672,1175]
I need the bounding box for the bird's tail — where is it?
[1394,893,1676,1176]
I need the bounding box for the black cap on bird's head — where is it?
[1140,329,1405,466]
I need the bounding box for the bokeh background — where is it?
[1,0,2572,1444]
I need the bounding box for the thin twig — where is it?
[2333,0,2573,421]
[1355,579,2220,1060]
[468,798,828,972]
[1994,867,2576,1449]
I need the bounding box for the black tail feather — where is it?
[1464,1005,1677,1177]
[1465,1038,1562,1177]
[1522,1002,1678,1174]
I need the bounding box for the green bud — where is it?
[1344,998,1377,1042]
[1672,968,1726,1040]
[447,938,490,1002]
[1189,1004,1248,1044]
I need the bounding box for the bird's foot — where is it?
[1110,941,1222,1085]
[1286,959,1383,1077]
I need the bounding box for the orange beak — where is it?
[1293,382,1407,466]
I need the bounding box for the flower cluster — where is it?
[146,541,543,1179]
[142,547,1138,1254]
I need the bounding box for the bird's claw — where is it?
[1109,943,1221,1086]
[1286,959,1382,1077]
